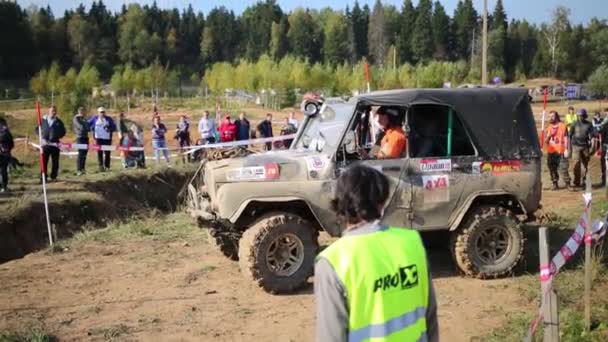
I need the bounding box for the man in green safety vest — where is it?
[315,165,439,342]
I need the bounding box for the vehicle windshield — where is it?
[293,103,354,153]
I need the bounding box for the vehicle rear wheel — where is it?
[451,206,524,278]
[238,213,318,293]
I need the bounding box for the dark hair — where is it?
[0,117,6,126]
[331,164,390,225]
[377,106,401,126]
[549,110,560,122]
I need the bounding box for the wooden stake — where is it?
[539,227,560,342]
[584,171,592,330]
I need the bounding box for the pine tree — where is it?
[411,0,433,62]
[453,0,478,60]
[432,1,450,60]
[491,0,507,31]
[368,0,387,65]
[287,9,322,63]
[241,0,282,61]
[270,16,288,60]
[397,0,415,64]
[350,1,369,61]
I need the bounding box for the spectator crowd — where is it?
[0,105,300,192]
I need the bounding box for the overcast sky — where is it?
[17,0,607,25]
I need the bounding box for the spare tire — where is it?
[238,213,318,293]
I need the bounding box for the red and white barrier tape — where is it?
[526,193,607,340]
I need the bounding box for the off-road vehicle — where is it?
[187,88,541,293]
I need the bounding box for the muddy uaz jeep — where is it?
[187,88,541,293]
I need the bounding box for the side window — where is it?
[408,104,476,158]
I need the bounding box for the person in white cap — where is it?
[88,107,117,172]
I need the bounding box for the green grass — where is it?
[480,242,608,342]
[0,329,56,342]
[60,211,200,248]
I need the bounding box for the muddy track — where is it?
[0,169,191,263]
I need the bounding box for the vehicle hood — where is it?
[204,150,334,183]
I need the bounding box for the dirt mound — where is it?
[0,169,190,263]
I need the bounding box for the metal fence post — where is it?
[539,227,560,342]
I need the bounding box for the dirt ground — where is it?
[1,173,605,341]
[0,217,533,342]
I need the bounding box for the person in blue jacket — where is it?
[88,107,117,172]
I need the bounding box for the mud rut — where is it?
[0,169,190,263]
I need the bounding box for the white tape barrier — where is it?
[28,134,295,154]
[526,193,607,340]
[183,134,296,155]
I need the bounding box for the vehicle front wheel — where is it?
[451,206,524,278]
[238,213,319,293]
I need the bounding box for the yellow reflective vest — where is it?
[319,227,429,342]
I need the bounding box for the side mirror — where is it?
[343,131,357,154]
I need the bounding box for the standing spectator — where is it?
[118,112,129,143]
[72,106,90,176]
[152,115,170,164]
[235,112,250,141]
[117,112,131,168]
[198,110,217,144]
[88,107,116,172]
[288,111,299,130]
[279,116,297,149]
[0,117,15,193]
[544,111,571,190]
[257,113,274,151]
[565,106,577,127]
[175,115,191,163]
[569,108,594,189]
[315,165,439,342]
[36,105,66,182]
[219,114,237,142]
[598,111,608,187]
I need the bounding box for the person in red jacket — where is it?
[219,114,237,142]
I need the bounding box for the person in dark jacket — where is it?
[568,108,595,189]
[36,105,66,182]
[279,116,297,149]
[152,115,170,164]
[256,113,273,151]
[235,112,250,141]
[88,107,117,172]
[73,106,90,175]
[0,117,15,193]
[175,115,191,163]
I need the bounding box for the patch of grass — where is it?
[0,329,57,342]
[90,324,130,341]
[66,211,199,246]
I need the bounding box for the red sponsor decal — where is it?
[117,146,130,152]
[59,143,72,150]
[264,163,279,180]
[424,175,448,190]
[480,160,522,174]
[90,144,101,151]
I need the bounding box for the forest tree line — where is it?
[1,0,608,100]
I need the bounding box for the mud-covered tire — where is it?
[451,206,524,278]
[238,213,319,294]
[207,228,240,261]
